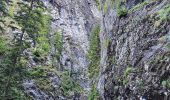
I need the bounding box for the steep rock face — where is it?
[23,0,102,99]
[99,0,170,99]
[44,0,101,91]
[21,0,170,99]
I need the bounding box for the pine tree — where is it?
[0,0,50,99]
[15,0,46,46]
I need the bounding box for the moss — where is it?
[157,4,170,21]
[88,85,99,100]
[87,26,100,79]
[128,1,148,13]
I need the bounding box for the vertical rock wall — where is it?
[22,0,170,99]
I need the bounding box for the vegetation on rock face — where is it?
[88,85,99,100]
[60,71,83,96]
[157,4,170,21]
[87,25,100,79]
[0,0,8,32]
[0,0,170,99]
[116,3,127,17]
[27,66,58,95]
[162,80,170,88]
[103,0,127,17]
[54,31,62,60]
[0,0,52,99]
[128,1,148,13]
[32,14,51,64]
[0,37,7,55]
[95,0,101,10]
[87,25,100,100]
[0,38,28,99]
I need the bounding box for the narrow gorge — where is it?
[0,0,170,100]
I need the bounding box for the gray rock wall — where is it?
[22,0,170,99]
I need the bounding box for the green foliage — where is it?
[124,67,133,77]
[0,41,28,99]
[95,0,101,10]
[88,85,99,100]
[104,2,109,13]
[60,71,83,96]
[36,78,53,92]
[26,66,59,95]
[117,4,127,17]
[0,0,8,15]
[54,32,62,59]
[27,66,60,78]
[122,67,134,85]
[0,0,8,32]
[14,1,46,43]
[0,1,51,99]
[8,0,18,17]
[128,1,148,13]
[32,47,47,63]
[161,80,170,88]
[87,26,100,79]
[0,37,7,55]
[29,67,45,77]
[37,14,51,52]
[157,4,170,21]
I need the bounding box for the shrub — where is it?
[60,71,83,96]
[87,26,100,79]
[117,5,127,17]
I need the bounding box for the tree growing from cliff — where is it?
[0,0,51,99]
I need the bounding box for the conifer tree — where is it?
[0,0,50,99]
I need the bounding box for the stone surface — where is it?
[20,0,170,99]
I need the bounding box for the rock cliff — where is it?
[0,0,170,100]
